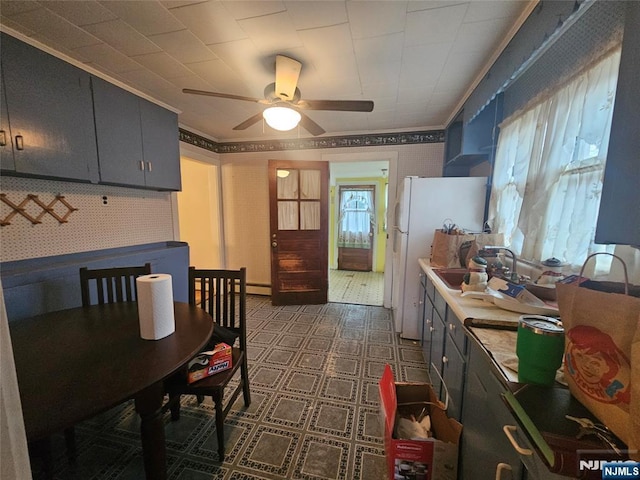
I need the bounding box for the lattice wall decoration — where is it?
[0,193,78,226]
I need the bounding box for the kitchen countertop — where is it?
[418,257,525,330]
[468,327,520,382]
[419,258,625,477]
[419,257,565,385]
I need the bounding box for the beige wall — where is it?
[176,158,222,269]
[220,158,271,288]
[219,142,445,289]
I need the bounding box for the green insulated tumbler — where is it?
[516,315,565,386]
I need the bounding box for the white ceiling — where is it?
[0,0,534,142]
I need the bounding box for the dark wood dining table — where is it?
[8,301,214,480]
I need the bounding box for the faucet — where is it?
[483,245,518,283]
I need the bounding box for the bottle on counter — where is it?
[461,256,488,292]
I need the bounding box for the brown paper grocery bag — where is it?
[430,231,475,268]
[556,254,640,458]
[463,233,506,267]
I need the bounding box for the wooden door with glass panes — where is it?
[269,160,328,305]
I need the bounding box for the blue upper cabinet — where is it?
[139,97,181,191]
[92,76,181,191]
[92,77,146,187]
[0,32,99,182]
[596,1,640,246]
[443,95,503,177]
[0,33,181,191]
[0,69,15,171]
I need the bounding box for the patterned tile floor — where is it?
[32,295,428,480]
[328,270,384,306]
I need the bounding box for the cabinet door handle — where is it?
[429,326,434,332]
[147,161,152,172]
[449,323,456,332]
[495,462,513,480]
[0,130,6,147]
[15,135,24,150]
[139,160,145,171]
[503,425,533,455]
[442,355,448,364]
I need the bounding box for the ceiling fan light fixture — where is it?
[263,106,301,131]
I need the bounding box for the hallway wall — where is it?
[176,158,223,269]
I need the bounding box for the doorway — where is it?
[175,157,223,269]
[337,184,375,271]
[328,160,390,306]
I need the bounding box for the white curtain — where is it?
[338,189,374,249]
[488,47,621,271]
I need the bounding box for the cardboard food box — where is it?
[379,364,462,480]
[187,343,232,384]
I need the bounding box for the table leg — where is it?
[134,381,166,480]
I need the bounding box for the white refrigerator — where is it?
[391,176,487,339]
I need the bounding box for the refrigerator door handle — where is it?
[392,226,406,254]
[392,198,406,234]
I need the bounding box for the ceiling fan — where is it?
[182,55,374,136]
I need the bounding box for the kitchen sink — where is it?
[433,268,467,290]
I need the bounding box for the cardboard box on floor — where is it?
[379,364,462,480]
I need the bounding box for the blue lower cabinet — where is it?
[460,340,524,479]
[441,333,466,422]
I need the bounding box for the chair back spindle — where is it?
[188,267,246,335]
[80,263,152,306]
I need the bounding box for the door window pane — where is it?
[278,201,298,230]
[300,169,320,199]
[300,202,320,230]
[277,170,298,199]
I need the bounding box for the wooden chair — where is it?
[57,264,151,472]
[165,267,251,461]
[31,263,152,478]
[79,263,152,305]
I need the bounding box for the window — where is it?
[488,47,621,272]
[337,186,375,249]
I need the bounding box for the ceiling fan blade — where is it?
[298,99,374,112]
[275,55,302,101]
[232,112,264,131]
[298,112,325,136]
[183,88,263,103]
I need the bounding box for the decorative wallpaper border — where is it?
[179,128,445,154]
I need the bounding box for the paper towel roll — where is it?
[136,274,175,340]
